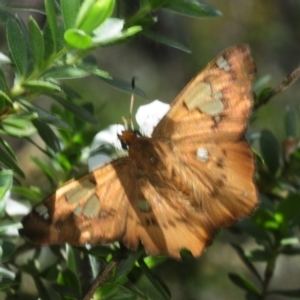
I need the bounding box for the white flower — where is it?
[4,191,31,236]
[88,100,170,171]
[136,100,170,137]
[88,124,125,170]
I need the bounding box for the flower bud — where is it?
[76,0,115,34]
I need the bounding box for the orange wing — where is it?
[20,158,135,245]
[153,44,255,143]
[151,44,258,229]
[122,175,214,258]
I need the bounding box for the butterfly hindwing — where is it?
[20,158,134,245]
[122,178,214,258]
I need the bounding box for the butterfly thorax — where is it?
[118,130,137,148]
[118,130,170,175]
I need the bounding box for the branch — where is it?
[82,258,120,300]
[254,65,300,110]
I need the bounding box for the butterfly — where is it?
[20,44,258,259]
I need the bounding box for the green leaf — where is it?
[281,246,300,255]
[19,99,71,129]
[0,139,24,177]
[24,260,51,300]
[0,241,15,263]
[256,87,272,107]
[235,218,271,245]
[128,265,170,300]
[11,185,46,203]
[0,91,12,106]
[57,268,81,297]
[0,221,22,235]
[138,258,171,300]
[76,0,115,34]
[230,243,262,282]
[64,29,93,49]
[31,156,57,186]
[12,185,45,202]
[143,30,191,53]
[0,136,17,161]
[6,18,28,75]
[22,80,61,93]
[0,9,13,22]
[50,95,98,123]
[32,119,61,152]
[88,245,119,257]
[165,0,222,18]
[0,68,10,92]
[1,115,36,137]
[285,106,297,137]
[228,273,260,295]
[280,238,299,246]
[115,250,143,281]
[42,65,91,79]
[0,267,15,280]
[259,129,281,175]
[43,22,55,60]
[61,0,81,30]
[29,16,44,70]
[66,245,77,275]
[0,278,19,290]
[45,0,58,50]
[276,193,300,224]
[0,170,13,203]
[98,283,142,299]
[247,249,271,261]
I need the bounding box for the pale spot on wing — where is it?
[197,148,209,162]
[82,194,100,218]
[35,204,50,220]
[216,55,230,71]
[99,210,107,217]
[198,98,224,116]
[73,206,82,216]
[80,231,91,243]
[184,82,224,116]
[184,82,211,110]
[214,115,221,123]
[65,181,96,204]
[138,199,152,212]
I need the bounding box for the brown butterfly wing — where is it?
[151,44,258,229]
[122,178,213,258]
[117,137,214,258]
[153,44,255,143]
[20,158,134,245]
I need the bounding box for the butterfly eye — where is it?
[120,140,129,150]
[133,130,142,137]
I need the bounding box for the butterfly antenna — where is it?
[121,116,128,130]
[129,77,137,131]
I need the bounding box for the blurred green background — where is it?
[1,0,300,299]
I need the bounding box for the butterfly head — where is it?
[118,130,142,150]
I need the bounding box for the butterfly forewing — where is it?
[20,44,258,259]
[153,44,256,143]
